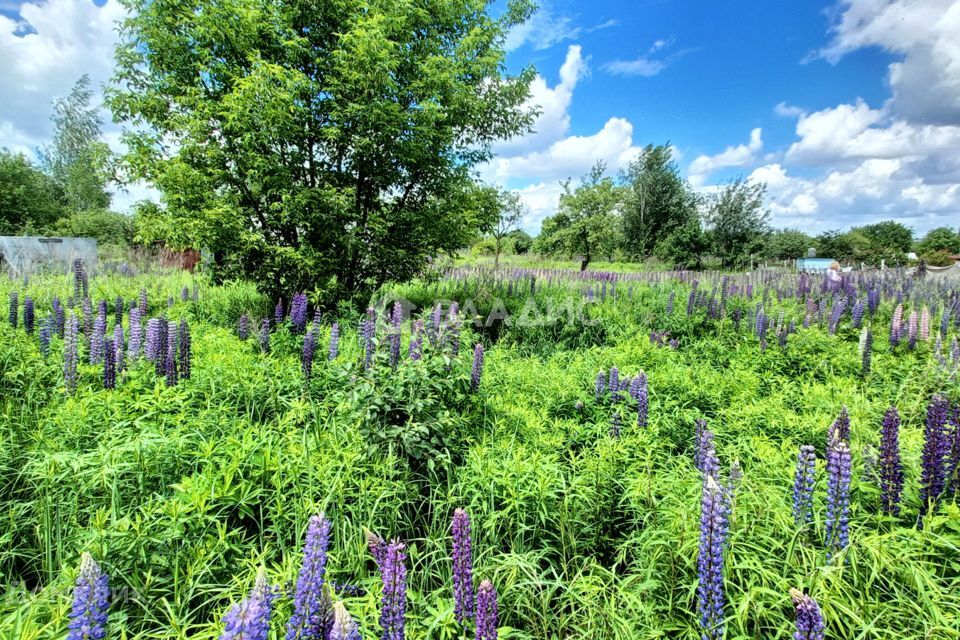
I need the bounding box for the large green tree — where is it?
[0,150,65,234]
[619,144,699,258]
[533,162,622,270]
[108,0,536,302]
[39,75,113,212]
[916,226,960,254]
[704,178,770,268]
[764,228,814,260]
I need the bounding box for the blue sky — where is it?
[2,0,959,235]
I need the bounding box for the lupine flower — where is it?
[128,308,143,361]
[475,579,498,640]
[447,302,462,360]
[793,445,816,528]
[286,514,333,640]
[666,290,675,315]
[302,330,317,382]
[178,320,192,380]
[89,301,108,365]
[312,310,322,337]
[470,343,484,393]
[366,530,387,569]
[859,326,872,376]
[54,297,65,337]
[329,601,361,640]
[138,288,148,316]
[907,310,919,349]
[378,540,407,640]
[825,440,852,560]
[103,339,116,389]
[39,317,52,357]
[363,308,376,370]
[114,296,124,326]
[850,299,865,329]
[878,407,903,516]
[697,475,728,640]
[828,296,847,334]
[920,306,930,341]
[695,420,719,477]
[259,318,270,354]
[594,369,606,401]
[920,395,950,519]
[451,508,474,624]
[608,366,620,403]
[329,322,340,361]
[113,324,125,373]
[890,303,903,346]
[167,296,174,308]
[290,293,309,333]
[67,553,109,640]
[686,281,698,316]
[827,407,850,447]
[409,320,424,361]
[73,259,84,299]
[181,286,190,302]
[790,589,825,640]
[610,411,621,438]
[867,288,879,315]
[238,314,251,341]
[165,322,178,386]
[941,307,952,339]
[389,301,403,369]
[23,295,34,333]
[219,570,275,640]
[82,299,94,337]
[275,300,285,327]
[64,314,79,395]
[635,372,648,428]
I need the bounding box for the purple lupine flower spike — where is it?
[39,317,52,357]
[610,411,622,438]
[635,372,648,428]
[329,601,361,640]
[879,407,903,516]
[113,324,125,373]
[259,318,271,354]
[275,300,286,327]
[219,569,276,640]
[920,395,950,521]
[178,320,192,380]
[451,508,474,624]
[594,369,605,402]
[90,301,107,364]
[697,475,728,640]
[238,313,251,341]
[165,321,178,386]
[286,514,333,640]
[790,589,825,640]
[54,297,65,337]
[128,308,143,361]
[792,445,816,528]
[859,326,872,376]
[827,407,850,447]
[328,322,340,361]
[138,288,147,316]
[290,293,308,333]
[103,339,116,389]
[825,440,852,560]
[378,540,407,640]
[64,313,79,395]
[409,320,424,361]
[115,296,124,326]
[470,343,485,393]
[475,579,498,640]
[363,308,376,370]
[389,301,403,369]
[8,291,18,328]
[23,295,34,333]
[608,366,620,403]
[67,552,110,640]
[366,530,387,570]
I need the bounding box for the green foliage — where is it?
[654,219,708,269]
[814,229,855,261]
[107,0,537,303]
[619,144,699,259]
[0,149,65,234]
[704,177,770,268]
[48,209,135,248]
[765,228,814,260]
[533,162,623,270]
[916,226,960,255]
[920,248,955,267]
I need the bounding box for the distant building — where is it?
[795,257,836,273]
[0,236,97,277]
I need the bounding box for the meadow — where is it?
[1,262,959,639]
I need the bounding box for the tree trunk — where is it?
[580,254,590,271]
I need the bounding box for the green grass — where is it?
[0,266,958,639]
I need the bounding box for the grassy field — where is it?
[1,264,958,639]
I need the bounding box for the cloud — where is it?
[687,128,763,186]
[505,4,617,52]
[774,102,804,118]
[601,38,688,77]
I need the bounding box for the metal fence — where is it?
[0,236,97,277]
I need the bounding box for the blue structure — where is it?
[796,257,836,272]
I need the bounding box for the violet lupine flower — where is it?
[695,420,719,477]
[378,540,407,640]
[859,327,872,376]
[73,259,84,299]
[919,395,950,519]
[67,553,110,640]
[366,530,388,570]
[920,306,930,341]
[792,445,816,528]
[39,317,52,357]
[114,296,124,326]
[89,302,107,364]
[329,601,361,640]
[113,324,125,373]
[8,291,19,327]
[238,313,251,341]
[610,411,622,438]
[850,299,865,329]
[302,330,317,382]
[451,508,474,624]
[890,303,903,346]
[286,514,332,640]
[165,322,178,386]
[907,310,919,349]
[64,314,79,395]
[447,302,462,360]
[941,307,952,339]
[827,297,847,334]
[178,320,191,380]
[128,308,143,361]
[389,301,403,369]
[470,343,485,393]
[290,293,309,333]
[362,308,376,370]
[259,318,270,354]
[634,372,648,428]
[145,318,162,362]
[825,440,852,560]
[138,288,148,316]
[686,281,698,316]
[878,407,903,516]
[827,407,850,447]
[328,322,340,361]
[23,295,34,333]
[181,286,189,302]
[867,288,879,316]
[790,589,825,640]
[275,300,285,327]
[594,370,606,402]
[408,320,424,361]
[312,310,322,337]
[697,475,728,640]
[608,366,620,403]
[475,579,498,640]
[53,297,65,337]
[167,296,174,308]
[103,339,116,389]
[219,570,275,640]
[666,290,675,315]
